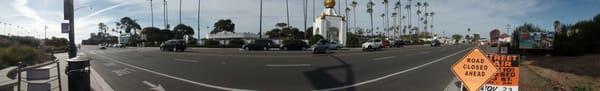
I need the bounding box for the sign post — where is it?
[451,48,499,91]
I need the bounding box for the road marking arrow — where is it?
[143,81,165,91]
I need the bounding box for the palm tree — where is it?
[423,2,429,33]
[163,0,168,29]
[260,0,263,38]
[367,0,375,36]
[381,13,386,37]
[430,12,434,36]
[179,0,182,24]
[351,0,358,33]
[286,0,290,25]
[406,0,412,31]
[416,2,421,34]
[197,0,201,39]
[391,12,397,38]
[148,0,154,27]
[383,0,389,37]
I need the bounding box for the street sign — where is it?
[452,48,499,91]
[481,54,520,91]
[61,23,69,33]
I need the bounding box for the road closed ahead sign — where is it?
[452,48,499,91]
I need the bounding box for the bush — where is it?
[203,39,221,48]
[228,39,246,48]
[308,35,324,45]
[0,45,46,69]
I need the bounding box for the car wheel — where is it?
[282,47,287,51]
[263,47,268,51]
[337,46,341,50]
[244,47,249,50]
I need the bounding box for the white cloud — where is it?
[12,0,46,24]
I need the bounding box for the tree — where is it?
[97,22,109,44]
[266,23,305,39]
[173,24,194,39]
[141,27,162,42]
[452,34,462,43]
[210,19,235,34]
[117,17,142,35]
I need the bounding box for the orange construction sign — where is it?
[451,48,499,91]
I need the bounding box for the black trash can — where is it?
[66,56,91,91]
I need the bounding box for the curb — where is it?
[90,68,113,91]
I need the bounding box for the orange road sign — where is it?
[451,48,499,91]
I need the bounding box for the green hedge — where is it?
[0,45,46,69]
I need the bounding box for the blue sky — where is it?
[0,0,599,42]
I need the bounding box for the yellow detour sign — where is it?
[451,48,499,91]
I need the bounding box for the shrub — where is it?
[228,39,246,48]
[203,39,221,48]
[308,35,324,45]
[0,45,46,69]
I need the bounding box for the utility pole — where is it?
[64,0,76,58]
[259,0,263,39]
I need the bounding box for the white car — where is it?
[362,39,383,51]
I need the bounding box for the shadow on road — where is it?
[303,54,356,91]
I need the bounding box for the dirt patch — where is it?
[519,65,559,91]
[524,54,600,91]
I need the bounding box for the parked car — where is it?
[390,40,406,47]
[242,39,274,51]
[312,40,329,54]
[326,41,343,50]
[431,39,441,47]
[160,39,187,51]
[362,39,384,51]
[280,39,308,50]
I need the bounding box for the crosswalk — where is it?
[86,49,140,55]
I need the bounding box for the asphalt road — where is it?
[80,44,474,91]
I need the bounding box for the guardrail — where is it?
[0,59,61,91]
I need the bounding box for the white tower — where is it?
[313,0,347,46]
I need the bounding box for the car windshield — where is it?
[2,0,599,91]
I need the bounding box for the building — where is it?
[204,31,265,45]
[312,0,347,46]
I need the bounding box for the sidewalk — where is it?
[4,53,113,91]
[52,53,113,91]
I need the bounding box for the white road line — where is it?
[315,47,471,91]
[265,64,312,67]
[95,54,254,91]
[173,59,199,63]
[372,56,397,61]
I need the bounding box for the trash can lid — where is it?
[67,55,91,62]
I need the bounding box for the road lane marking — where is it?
[111,68,135,76]
[315,47,471,91]
[372,56,397,61]
[173,59,199,63]
[143,81,166,91]
[418,51,430,54]
[265,64,312,67]
[95,54,254,91]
